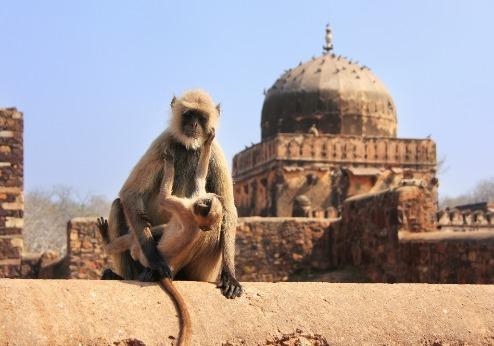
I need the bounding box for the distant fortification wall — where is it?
[55,195,493,284]
[337,186,494,283]
[0,108,23,278]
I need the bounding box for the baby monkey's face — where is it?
[192,193,224,232]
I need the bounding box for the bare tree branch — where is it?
[24,185,110,255]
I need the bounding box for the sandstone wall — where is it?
[400,231,494,284]
[232,133,437,217]
[234,164,336,217]
[53,205,493,284]
[337,186,494,283]
[336,185,436,272]
[1,280,493,345]
[57,216,335,282]
[0,108,23,278]
[235,217,334,281]
[65,217,112,279]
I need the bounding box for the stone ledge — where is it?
[400,230,494,242]
[1,280,493,345]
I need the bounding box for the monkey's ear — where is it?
[171,96,177,108]
[216,103,221,115]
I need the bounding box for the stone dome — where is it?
[261,26,397,140]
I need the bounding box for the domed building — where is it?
[233,25,438,217]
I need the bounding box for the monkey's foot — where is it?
[141,241,173,279]
[138,268,160,282]
[96,217,109,242]
[101,268,123,280]
[138,267,174,282]
[217,270,242,299]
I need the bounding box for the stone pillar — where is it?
[0,108,24,278]
[66,217,112,279]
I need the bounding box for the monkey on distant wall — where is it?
[105,89,242,298]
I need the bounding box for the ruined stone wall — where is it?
[52,197,492,284]
[233,134,437,217]
[336,186,436,279]
[234,164,438,218]
[65,217,111,279]
[234,164,336,217]
[235,217,334,281]
[55,216,335,282]
[334,188,405,281]
[399,231,494,284]
[337,186,494,283]
[0,108,23,278]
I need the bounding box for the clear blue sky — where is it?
[1,1,493,199]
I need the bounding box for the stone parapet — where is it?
[233,133,436,180]
[437,204,494,232]
[1,280,493,345]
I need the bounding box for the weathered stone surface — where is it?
[334,187,494,283]
[0,108,23,278]
[53,213,494,284]
[65,217,112,279]
[1,280,493,345]
[236,217,335,281]
[399,231,494,284]
[233,134,436,180]
[232,133,437,217]
[437,202,494,232]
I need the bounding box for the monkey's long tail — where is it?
[160,278,191,346]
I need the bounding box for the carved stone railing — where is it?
[437,207,493,231]
[233,134,436,179]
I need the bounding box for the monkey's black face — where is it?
[181,109,208,139]
[193,198,212,217]
[192,195,223,232]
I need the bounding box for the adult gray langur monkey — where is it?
[106,89,242,298]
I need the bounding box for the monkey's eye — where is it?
[198,113,208,124]
[183,110,194,118]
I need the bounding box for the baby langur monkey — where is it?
[97,129,224,346]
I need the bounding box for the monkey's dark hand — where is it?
[217,270,243,299]
[141,238,173,279]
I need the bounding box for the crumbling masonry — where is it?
[0,108,23,278]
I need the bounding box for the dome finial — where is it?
[323,23,333,54]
